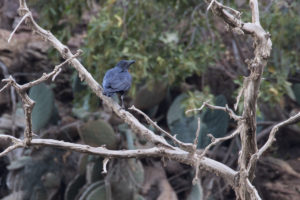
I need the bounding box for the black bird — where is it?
[102,60,135,108]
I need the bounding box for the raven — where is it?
[102,60,135,108]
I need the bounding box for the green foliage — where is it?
[82,0,222,97]
[29,0,88,42]
[259,1,300,104]
[29,83,56,132]
[30,0,299,112]
[228,0,300,105]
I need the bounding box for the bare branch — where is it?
[0,50,82,146]
[102,158,109,174]
[129,105,193,152]
[192,158,200,185]
[52,68,62,81]
[7,12,30,43]
[186,101,242,121]
[234,86,244,111]
[247,112,300,173]
[205,0,272,198]
[205,103,242,121]
[2,76,34,145]
[0,82,10,93]
[13,1,174,149]
[22,49,82,90]
[192,118,201,184]
[199,128,240,159]
[0,2,277,199]
[185,101,208,115]
[207,0,215,11]
[246,179,261,200]
[0,143,24,157]
[214,1,241,17]
[0,135,237,185]
[193,118,201,151]
[0,134,23,157]
[249,0,260,25]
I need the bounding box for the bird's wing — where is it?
[102,68,120,88]
[109,72,132,92]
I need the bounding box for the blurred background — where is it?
[0,0,299,199]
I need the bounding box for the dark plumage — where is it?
[102,60,135,107]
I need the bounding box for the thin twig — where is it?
[0,82,10,93]
[247,112,300,173]
[215,1,241,17]
[249,0,260,25]
[0,143,24,157]
[207,0,215,11]
[8,12,31,43]
[199,128,240,159]
[129,105,193,152]
[185,101,208,115]
[22,49,83,90]
[192,118,201,184]
[246,179,262,200]
[186,102,242,121]
[102,158,110,174]
[0,135,23,157]
[192,158,200,185]
[52,68,62,81]
[234,86,244,111]
[193,118,201,150]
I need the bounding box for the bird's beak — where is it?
[129,60,135,65]
[127,60,135,68]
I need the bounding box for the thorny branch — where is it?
[0,1,299,200]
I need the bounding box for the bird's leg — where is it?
[121,95,125,109]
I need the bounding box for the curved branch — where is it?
[0,135,237,185]
[16,0,173,149]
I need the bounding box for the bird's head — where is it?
[116,60,135,70]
